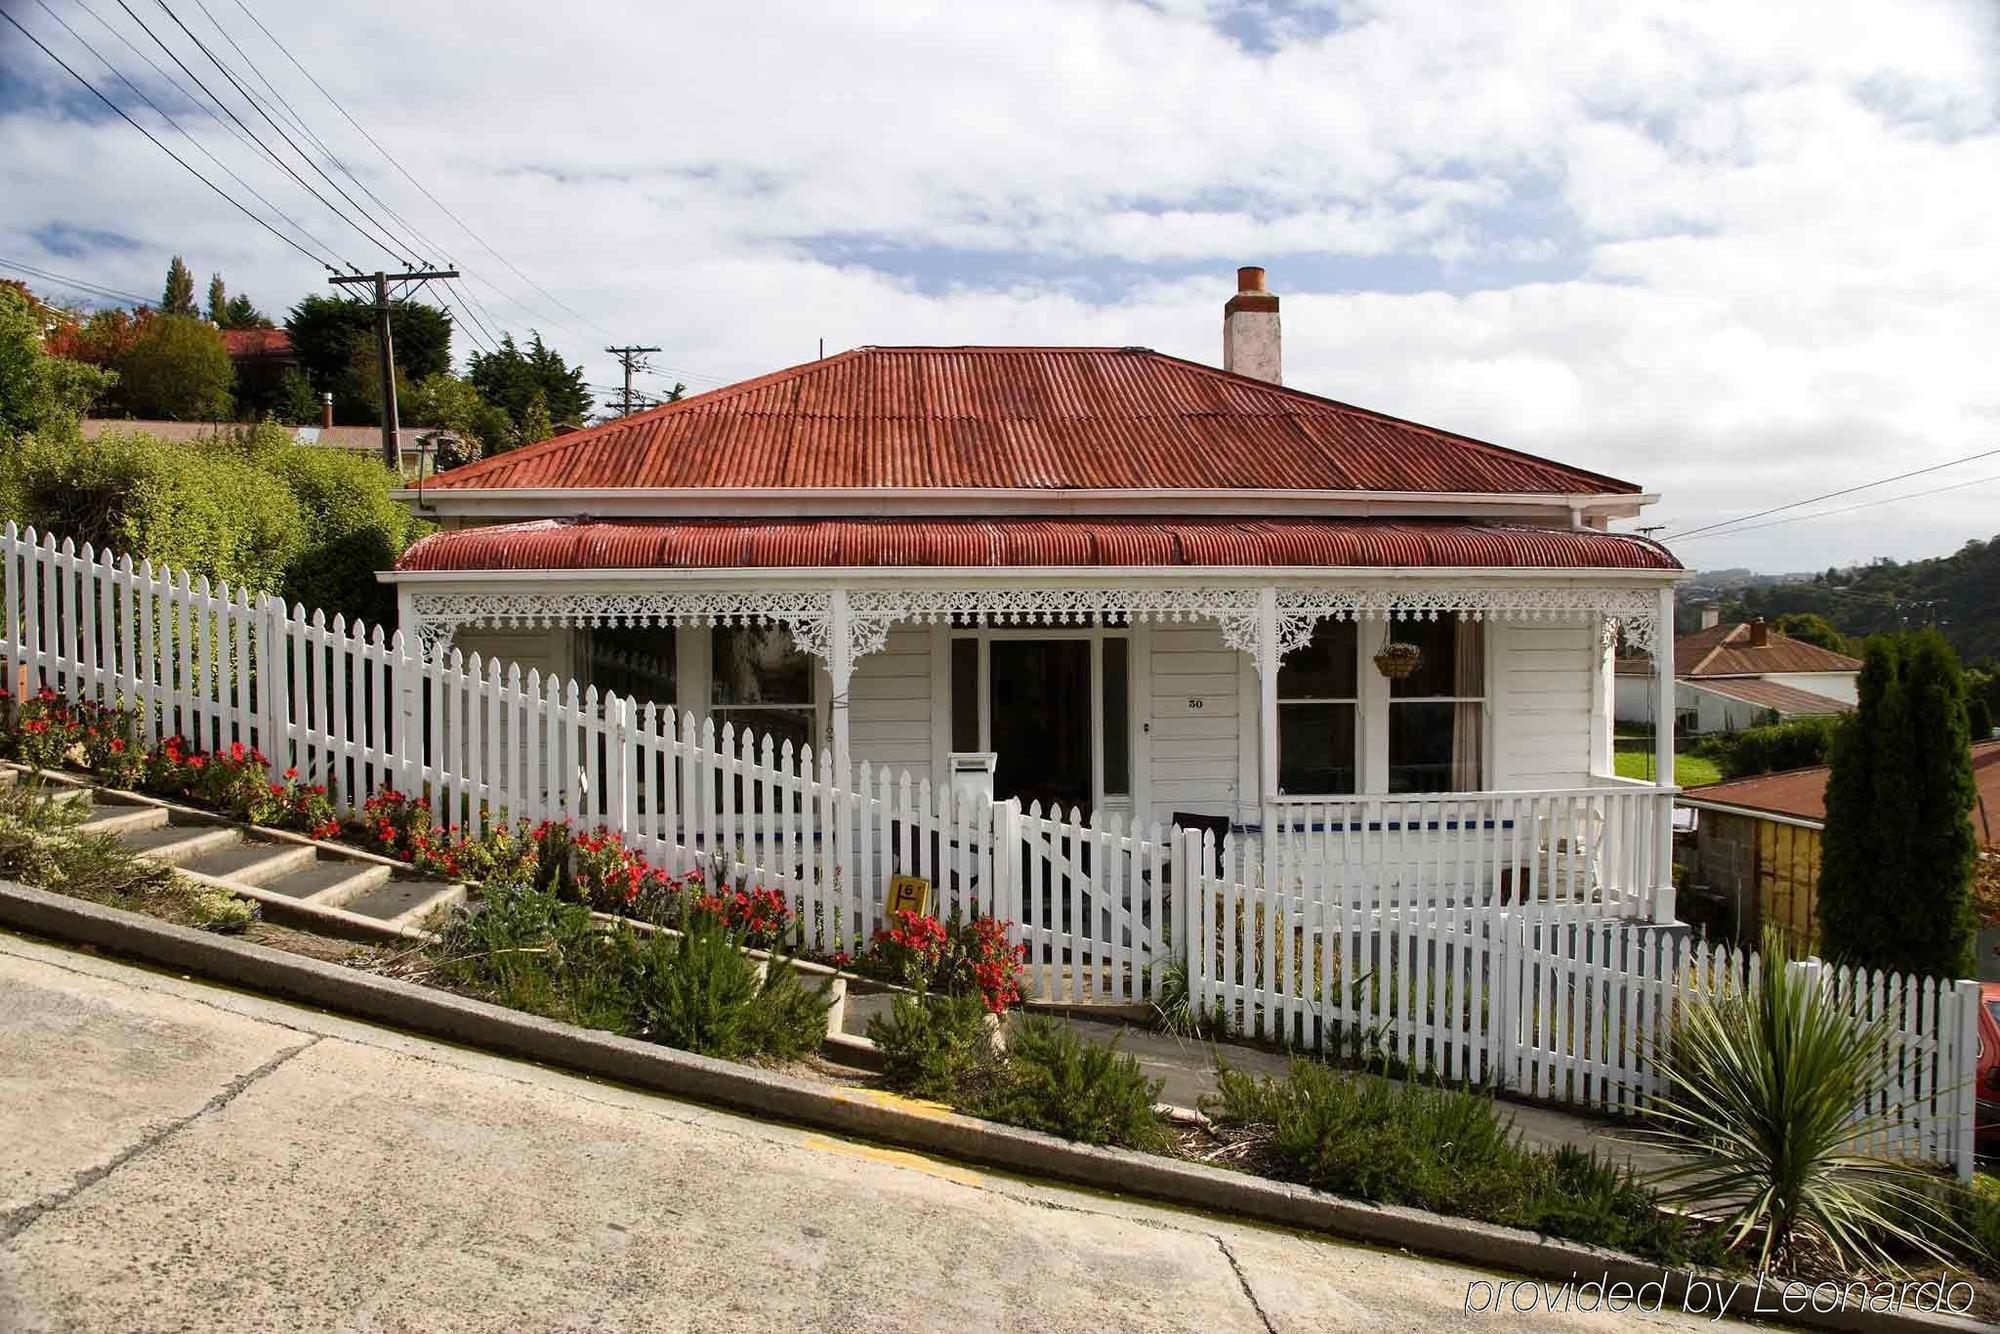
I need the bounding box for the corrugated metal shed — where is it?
[420,347,1642,496]
[396,517,1680,573]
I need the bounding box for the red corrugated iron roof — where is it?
[1683,678,1853,716]
[420,347,1643,496]
[1615,621,1863,676]
[396,517,1680,573]
[1683,741,2000,845]
[218,328,292,359]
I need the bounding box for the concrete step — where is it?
[264,858,392,904]
[337,877,464,927]
[178,839,319,886]
[115,823,242,866]
[77,801,170,837]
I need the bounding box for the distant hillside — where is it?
[1689,536,2000,664]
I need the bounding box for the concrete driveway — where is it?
[0,930,1742,1332]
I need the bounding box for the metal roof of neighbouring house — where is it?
[1682,678,1854,717]
[394,517,1681,574]
[1682,740,2000,846]
[218,328,293,360]
[80,418,439,454]
[1616,620,1863,677]
[414,346,1646,496]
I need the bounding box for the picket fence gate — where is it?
[0,524,1979,1177]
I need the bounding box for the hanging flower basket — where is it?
[1373,641,1424,679]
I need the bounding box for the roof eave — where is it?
[392,485,1658,521]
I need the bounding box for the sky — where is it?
[2,0,1997,573]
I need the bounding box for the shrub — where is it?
[629,914,828,1060]
[251,436,428,627]
[258,767,340,839]
[1642,929,1963,1270]
[1691,716,1838,779]
[1209,1059,1712,1264]
[976,1016,1167,1149]
[429,882,635,1031]
[690,881,797,951]
[867,990,1005,1104]
[570,825,690,919]
[112,313,232,419]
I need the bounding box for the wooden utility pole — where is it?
[329,268,458,469]
[605,344,661,418]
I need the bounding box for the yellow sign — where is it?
[886,875,932,919]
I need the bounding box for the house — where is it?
[1614,611,1860,734]
[383,267,1687,914]
[1678,741,2000,973]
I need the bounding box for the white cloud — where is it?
[1,0,1997,569]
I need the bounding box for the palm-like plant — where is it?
[1641,928,1964,1271]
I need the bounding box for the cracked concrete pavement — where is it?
[0,930,1746,1331]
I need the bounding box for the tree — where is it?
[206,273,226,324]
[219,293,272,330]
[1772,612,1848,654]
[519,389,554,446]
[113,315,233,420]
[404,371,514,462]
[467,332,591,442]
[161,256,196,316]
[1818,630,1978,978]
[0,286,116,437]
[284,295,452,422]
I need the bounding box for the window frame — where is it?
[1384,619,1488,795]
[1275,620,1361,798]
[706,623,824,754]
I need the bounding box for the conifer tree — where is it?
[206,273,226,324]
[1818,630,1977,977]
[161,256,196,316]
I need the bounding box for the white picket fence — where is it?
[0,524,1979,1176]
[1180,840,1982,1177]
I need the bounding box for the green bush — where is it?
[1209,1060,1716,1265]
[1690,716,1838,779]
[431,882,636,1031]
[0,429,304,593]
[0,424,430,626]
[976,1016,1167,1149]
[1948,1175,2000,1276]
[867,990,1004,1103]
[112,314,232,420]
[630,915,829,1061]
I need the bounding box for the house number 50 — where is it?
[1186,697,1204,710]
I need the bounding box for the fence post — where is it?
[1953,979,1980,1184]
[393,632,422,795]
[255,595,283,777]
[610,692,636,839]
[994,796,1020,943]
[1489,911,1514,1090]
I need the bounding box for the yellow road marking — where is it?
[800,1134,986,1187]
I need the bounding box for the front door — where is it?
[989,639,1093,816]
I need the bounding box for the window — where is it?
[712,625,816,754]
[1103,637,1130,797]
[584,626,676,707]
[1277,621,1358,794]
[1388,619,1484,793]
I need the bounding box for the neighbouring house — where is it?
[382,267,1687,914]
[1614,610,1860,735]
[1678,741,2000,973]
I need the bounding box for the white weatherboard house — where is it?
[386,268,1686,915]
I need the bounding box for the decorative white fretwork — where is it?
[408,580,1662,671]
[407,589,832,660]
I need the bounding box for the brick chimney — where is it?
[1748,618,1769,647]
[1224,266,1281,384]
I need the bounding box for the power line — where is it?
[36,0,350,273]
[183,0,452,269]
[1,9,333,269]
[223,0,613,341]
[1658,442,2000,542]
[143,0,425,266]
[104,0,375,269]
[1673,470,2000,542]
[0,256,154,307]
